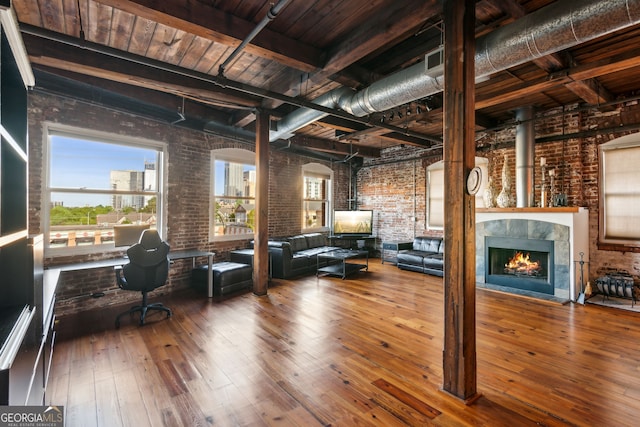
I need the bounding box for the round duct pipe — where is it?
[515,106,535,207]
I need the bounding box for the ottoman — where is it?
[192,262,252,298]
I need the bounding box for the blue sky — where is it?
[51,135,255,207]
[51,135,156,207]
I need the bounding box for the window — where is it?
[427,157,489,230]
[45,124,165,255]
[427,162,445,229]
[599,134,640,246]
[211,148,256,240]
[302,163,332,230]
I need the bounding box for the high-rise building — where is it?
[224,162,244,197]
[143,161,157,207]
[110,161,156,211]
[110,170,144,210]
[243,170,256,197]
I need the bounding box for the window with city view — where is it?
[302,163,332,230]
[46,124,165,254]
[212,148,256,239]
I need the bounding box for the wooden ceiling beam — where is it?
[477,48,640,110]
[96,0,324,72]
[23,34,261,109]
[565,79,614,106]
[484,0,613,107]
[289,136,380,158]
[318,0,442,80]
[34,66,231,124]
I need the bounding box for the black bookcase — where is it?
[0,1,52,406]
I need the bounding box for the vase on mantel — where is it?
[483,176,497,208]
[496,154,514,208]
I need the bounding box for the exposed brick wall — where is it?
[31,89,640,313]
[28,92,349,316]
[360,102,640,287]
[358,145,442,242]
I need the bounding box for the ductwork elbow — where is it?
[269,87,355,141]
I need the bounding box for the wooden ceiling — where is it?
[12,0,640,160]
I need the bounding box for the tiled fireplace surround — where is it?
[476,208,589,301]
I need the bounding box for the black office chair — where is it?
[115,229,172,328]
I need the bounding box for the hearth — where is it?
[485,236,554,294]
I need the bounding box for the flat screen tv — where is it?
[333,210,373,236]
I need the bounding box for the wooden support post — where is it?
[254,110,270,295]
[442,0,479,402]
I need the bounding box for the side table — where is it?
[381,240,413,264]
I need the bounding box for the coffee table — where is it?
[316,249,369,279]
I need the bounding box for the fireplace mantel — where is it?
[476,207,589,302]
[477,207,581,214]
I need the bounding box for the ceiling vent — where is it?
[425,46,444,72]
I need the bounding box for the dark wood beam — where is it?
[23,33,262,109]
[442,0,478,402]
[477,47,640,110]
[289,136,380,158]
[565,78,614,105]
[96,0,324,72]
[484,0,612,106]
[34,65,232,124]
[254,110,270,296]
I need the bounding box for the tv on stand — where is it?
[332,210,373,238]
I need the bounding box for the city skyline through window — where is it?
[46,127,164,254]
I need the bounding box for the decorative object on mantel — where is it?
[483,175,497,208]
[548,168,555,207]
[496,154,514,208]
[540,157,547,207]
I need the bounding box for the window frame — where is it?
[210,148,256,242]
[302,163,333,232]
[43,122,167,257]
[599,134,640,248]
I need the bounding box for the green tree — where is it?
[140,197,156,213]
[247,209,255,230]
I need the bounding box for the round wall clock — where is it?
[466,167,482,195]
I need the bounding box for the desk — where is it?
[55,250,216,297]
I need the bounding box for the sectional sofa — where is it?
[263,233,341,279]
[396,236,444,276]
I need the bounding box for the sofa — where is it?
[396,236,444,276]
[265,233,341,279]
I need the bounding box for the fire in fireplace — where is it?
[485,236,554,294]
[504,251,542,277]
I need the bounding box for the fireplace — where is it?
[476,210,589,301]
[485,236,554,295]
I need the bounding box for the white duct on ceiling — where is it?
[270,0,640,142]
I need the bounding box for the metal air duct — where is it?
[515,106,535,207]
[270,0,640,141]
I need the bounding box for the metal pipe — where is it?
[20,24,439,145]
[273,0,640,139]
[218,0,292,76]
[515,106,534,207]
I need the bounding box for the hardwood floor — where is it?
[49,261,640,426]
